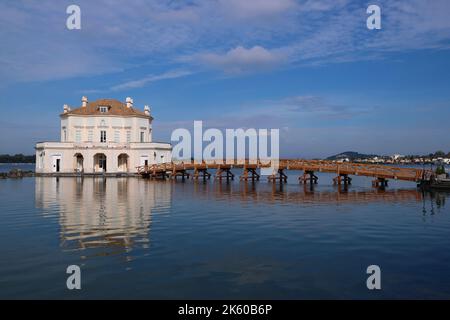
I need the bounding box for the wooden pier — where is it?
[136,159,433,187]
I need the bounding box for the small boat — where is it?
[428,177,450,190]
[420,171,450,190]
[423,163,450,190]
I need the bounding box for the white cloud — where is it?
[109,70,192,91]
[1,0,450,85]
[218,0,297,19]
[300,0,350,12]
[191,46,287,74]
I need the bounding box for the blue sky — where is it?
[1,0,450,158]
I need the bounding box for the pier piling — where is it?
[240,168,260,181]
[299,170,318,184]
[372,177,388,188]
[193,168,211,181]
[216,167,235,181]
[268,169,288,183]
[333,174,352,185]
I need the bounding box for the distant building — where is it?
[35,97,172,174]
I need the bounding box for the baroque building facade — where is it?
[35,97,172,175]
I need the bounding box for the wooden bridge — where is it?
[136,159,433,187]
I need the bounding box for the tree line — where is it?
[404,150,450,159]
[0,154,36,163]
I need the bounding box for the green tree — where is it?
[436,166,446,175]
[434,150,446,157]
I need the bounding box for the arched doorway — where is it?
[118,154,129,172]
[74,153,84,172]
[94,153,107,173]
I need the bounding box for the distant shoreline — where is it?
[0,163,35,165]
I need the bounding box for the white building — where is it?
[392,154,404,161]
[35,97,172,175]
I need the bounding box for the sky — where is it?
[0,0,450,158]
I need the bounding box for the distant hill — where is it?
[326,151,379,161]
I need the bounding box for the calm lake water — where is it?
[0,170,449,299]
[0,163,35,173]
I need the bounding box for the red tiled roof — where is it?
[62,98,152,119]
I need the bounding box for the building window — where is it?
[140,131,145,143]
[100,130,106,143]
[114,130,120,143]
[38,153,44,169]
[99,106,108,113]
[63,130,67,142]
[75,130,81,143]
[126,131,131,143]
[88,130,93,142]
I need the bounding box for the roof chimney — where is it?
[126,97,133,108]
[144,105,150,116]
[63,104,69,113]
[81,96,88,107]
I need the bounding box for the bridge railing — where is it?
[136,159,433,182]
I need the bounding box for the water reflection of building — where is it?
[35,177,172,257]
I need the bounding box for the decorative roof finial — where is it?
[126,97,133,108]
[81,96,88,107]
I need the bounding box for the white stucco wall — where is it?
[37,111,170,174]
[61,115,152,144]
[35,142,172,174]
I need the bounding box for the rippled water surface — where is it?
[0,172,449,299]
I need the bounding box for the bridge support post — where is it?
[240,168,260,181]
[172,169,190,180]
[150,170,168,180]
[193,168,211,181]
[216,167,235,181]
[268,169,287,183]
[333,174,352,185]
[299,170,318,184]
[372,177,388,188]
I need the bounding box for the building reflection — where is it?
[35,176,447,259]
[35,177,172,258]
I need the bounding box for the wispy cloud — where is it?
[217,0,297,19]
[1,0,450,85]
[154,94,372,136]
[275,95,371,119]
[109,70,192,91]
